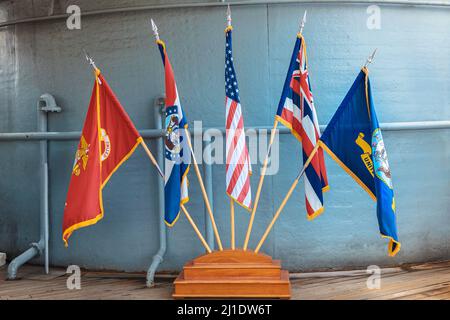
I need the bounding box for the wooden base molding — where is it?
[173,249,291,299]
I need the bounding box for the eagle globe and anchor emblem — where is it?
[165,106,183,162]
[72,128,111,176]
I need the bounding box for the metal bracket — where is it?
[30,242,43,256]
[155,96,165,114]
[37,93,61,113]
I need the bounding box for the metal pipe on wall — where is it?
[0,0,448,28]
[0,129,164,141]
[200,121,450,134]
[7,93,61,279]
[146,97,167,287]
[203,132,215,249]
[0,121,449,142]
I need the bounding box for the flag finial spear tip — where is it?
[364,48,377,68]
[226,4,232,27]
[299,10,307,33]
[150,18,160,41]
[82,48,97,71]
[299,10,307,34]
[82,48,89,62]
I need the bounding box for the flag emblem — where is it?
[372,129,392,188]
[100,128,111,161]
[165,106,183,159]
[356,132,374,176]
[72,136,89,176]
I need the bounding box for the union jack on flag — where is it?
[276,33,329,220]
[225,26,252,210]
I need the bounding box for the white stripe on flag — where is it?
[226,141,246,186]
[164,160,174,184]
[181,175,188,201]
[302,115,318,147]
[283,97,294,113]
[304,175,322,212]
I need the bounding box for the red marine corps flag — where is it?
[62,68,143,246]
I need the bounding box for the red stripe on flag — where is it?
[305,197,315,216]
[280,108,302,139]
[226,147,248,195]
[225,117,245,170]
[236,173,251,205]
[164,55,177,107]
[318,147,329,188]
[226,99,238,129]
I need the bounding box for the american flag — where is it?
[276,34,329,220]
[225,26,252,210]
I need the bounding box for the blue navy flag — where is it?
[157,39,190,226]
[319,68,400,256]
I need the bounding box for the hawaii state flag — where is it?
[62,69,142,246]
[156,39,190,226]
[276,33,328,220]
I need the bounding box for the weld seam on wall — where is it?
[1,0,449,28]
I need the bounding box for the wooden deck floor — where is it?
[1,261,449,300]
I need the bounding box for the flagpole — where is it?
[242,119,278,250]
[254,144,320,253]
[243,11,307,250]
[181,205,212,253]
[140,140,212,253]
[363,48,377,68]
[83,49,98,72]
[299,10,307,34]
[83,50,102,85]
[225,4,236,252]
[150,18,223,251]
[230,199,235,249]
[184,128,224,251]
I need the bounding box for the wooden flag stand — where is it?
[150,15,292,300]
[173,249,291,299]
[172,143,319,299]
[150,13,379,300]
[171,8,290,297]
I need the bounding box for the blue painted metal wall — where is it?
[0,0,449,272]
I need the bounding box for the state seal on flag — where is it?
[372,128,392,189]
[165,105,183,162]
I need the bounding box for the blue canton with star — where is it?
[225,29,240,103]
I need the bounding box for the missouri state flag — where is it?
[156,39,190,226]
[62,69,142,246]
[319,67,400,256]
[276,33,328,220]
